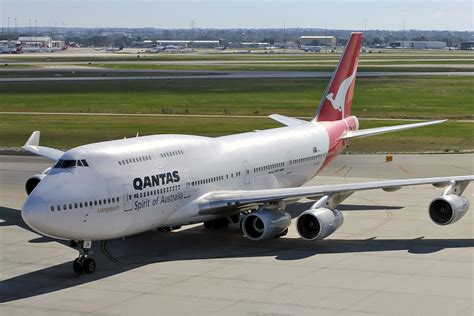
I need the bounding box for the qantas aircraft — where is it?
[21,33,473,274]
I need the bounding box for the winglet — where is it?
[25,131,40,146]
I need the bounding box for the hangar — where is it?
[299,36,336,46]
[18,36,53,48]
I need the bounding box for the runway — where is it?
[0,70,473,82]
[0,154,473,315]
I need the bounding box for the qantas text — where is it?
[133,171,180,190]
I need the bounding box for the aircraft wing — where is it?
[22,131,64,161]
[343,120,445,139]
[197,175,473,215]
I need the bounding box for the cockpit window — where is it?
[54,159,90,169]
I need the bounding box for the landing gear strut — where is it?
[70,240,96,274]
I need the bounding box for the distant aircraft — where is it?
[300,45,321,52]
[94,45,124,52]
[21,32,473,275]
[214,44,228,51]
[0,41,22,54]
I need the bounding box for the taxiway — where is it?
[0,154,473,315]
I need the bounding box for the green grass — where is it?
[81,63,472,72]
[0,114,471,152]
[2,50,473,63]
[0,77,472,119]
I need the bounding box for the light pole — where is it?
[7,17,10,40]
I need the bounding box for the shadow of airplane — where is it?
[1,204,472,304]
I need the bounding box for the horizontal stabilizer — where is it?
[268,114,310,127]
[22,131,64,161]
[343,120,446,140]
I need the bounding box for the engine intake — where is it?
[296,208,344,241]
[25,174,46,195]
[429,194,469,225]
[241,210,291,241]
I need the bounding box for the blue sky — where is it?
[1,0,472,31]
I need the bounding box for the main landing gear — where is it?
[70,240,96,274]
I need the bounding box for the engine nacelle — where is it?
[296,208,344,241]
[25,173,46,195]
[429,194,469,225]
[241,210,291,241]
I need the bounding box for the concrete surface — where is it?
[0,154,473,315]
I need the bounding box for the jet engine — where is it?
[241,209,291,241]
[429,194,469,225]
[296,208,344,241]
[25,173,46,195]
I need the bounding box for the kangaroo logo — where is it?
[326,70,357,112]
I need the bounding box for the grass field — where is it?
[1,50,472,153]
[2,50,473,63]
[0,114,471,153]
[0,77,472,119]
[76,63,472,72]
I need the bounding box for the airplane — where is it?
[21,32,473,275]
[94,45,124,52]
[300,45,321,52]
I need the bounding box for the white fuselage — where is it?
[24,123,333,240]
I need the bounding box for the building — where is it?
[460,42,474,50]
[18,36,53,48]
[299,36,336,46]
[155,40,220,48]
[388,40,446,49]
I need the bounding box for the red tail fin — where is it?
[314,32,362,122]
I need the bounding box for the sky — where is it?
[0,0,472,31]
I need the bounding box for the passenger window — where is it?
[84,202,88,207]
[69,204,72,209]
[99,200,102,205]
[103,199,106,204]
[107,198,111,203]
[94,200,97,206]
[50,206,54,212]
[112,198,115,203]
[117,197,120,202]
[79,202,83,208]
[74,203,78,209]
[57,205,60,211]
[63,204,67,210]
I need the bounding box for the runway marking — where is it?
[332,165,348,176]
[398,165,410,174]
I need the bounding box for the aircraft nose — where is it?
[21,195,49,234]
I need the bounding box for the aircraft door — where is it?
[286,151,293,174]
[242,160,251,185]
[123,184,133,212]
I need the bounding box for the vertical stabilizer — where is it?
[314,32,363,122]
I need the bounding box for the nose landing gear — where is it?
[70,240,96,274]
